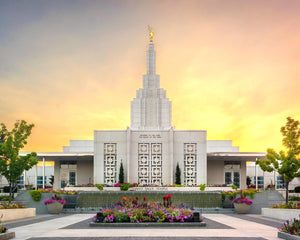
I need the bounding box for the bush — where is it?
[231,185,238,190]
[199,184,206,191]
[289,196,300,201]
[3,186,17,193]
[28,190,42,201]
[120,183,133,191]
[95,184,103,191]
[0,196,11,201]
[295,186,300,193]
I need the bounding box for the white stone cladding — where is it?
[94,128,207,185]
[131,42,172,130]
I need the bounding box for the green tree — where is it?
[119,161,124,184]
[0,120,38,202]
[175,162,181,185]
[256,117,300,203]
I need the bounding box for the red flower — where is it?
[122,197,127,201]
[163,196,166,200]
[143,197,146,201]
[168,194,171,198]
[136,196,139,200]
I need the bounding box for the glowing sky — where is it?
[1,0,300,152]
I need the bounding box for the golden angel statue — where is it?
[148,26,154,42]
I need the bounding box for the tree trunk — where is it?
[285,182,289,204]
[9,177,12,203]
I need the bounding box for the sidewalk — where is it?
[4,213,284,240]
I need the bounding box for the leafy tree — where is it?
[175,162,181,185]
[0,120,38,202]
[119,161,124,184]
[256,117,300,203]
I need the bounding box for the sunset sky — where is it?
[1,0,300,152]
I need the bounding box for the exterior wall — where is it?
[207,160,224,185]
[173,130,207,185]
[63,140,94,152]
[77,160,93,185]
[207,140,239,152]
[94,130,127,184]
[130,130,172,184]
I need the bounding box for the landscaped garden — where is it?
[91,194,204,225]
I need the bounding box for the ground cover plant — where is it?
[280,217,300,236]
[0,202,26,209]
[271,202,300,209]
[92,195,203,223]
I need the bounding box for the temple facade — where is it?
[23,36,265,190]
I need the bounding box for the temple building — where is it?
[21,33,265,190]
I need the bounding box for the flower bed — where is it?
[0,202,26,209]
[278,217,300,239]
[91,195,205,227]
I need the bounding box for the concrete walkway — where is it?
[4,213,284,240]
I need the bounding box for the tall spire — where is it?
[147,26,156,75]
[130,28,172,130]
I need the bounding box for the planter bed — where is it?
[89,221,206,228]
[0,208,35,222]
[278,231,300,240]
[0,232,15,240]
[262,208,300,221]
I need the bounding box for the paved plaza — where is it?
[4,213,285,240]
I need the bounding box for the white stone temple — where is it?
[20,32,266,190]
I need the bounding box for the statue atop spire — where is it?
[148,25,154,42]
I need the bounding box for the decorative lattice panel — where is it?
[184,143,197,185]
[138,143,162,185]
[104,143,117,185]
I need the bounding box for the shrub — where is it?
[199,184,206,191]
[120,183,133,191]
[29,190,42,201]
[3,186,17,193]
[0,196,11,201]
[221,192,226,201]
[289,196,300,201]
[295,186,300,193]
[231,185,238,190]
[95,184,103,190]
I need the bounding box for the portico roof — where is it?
[20,152,94,161]
[207,152,266,161]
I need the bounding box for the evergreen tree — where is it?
[175,163,181,185]
[119,161,124,184]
